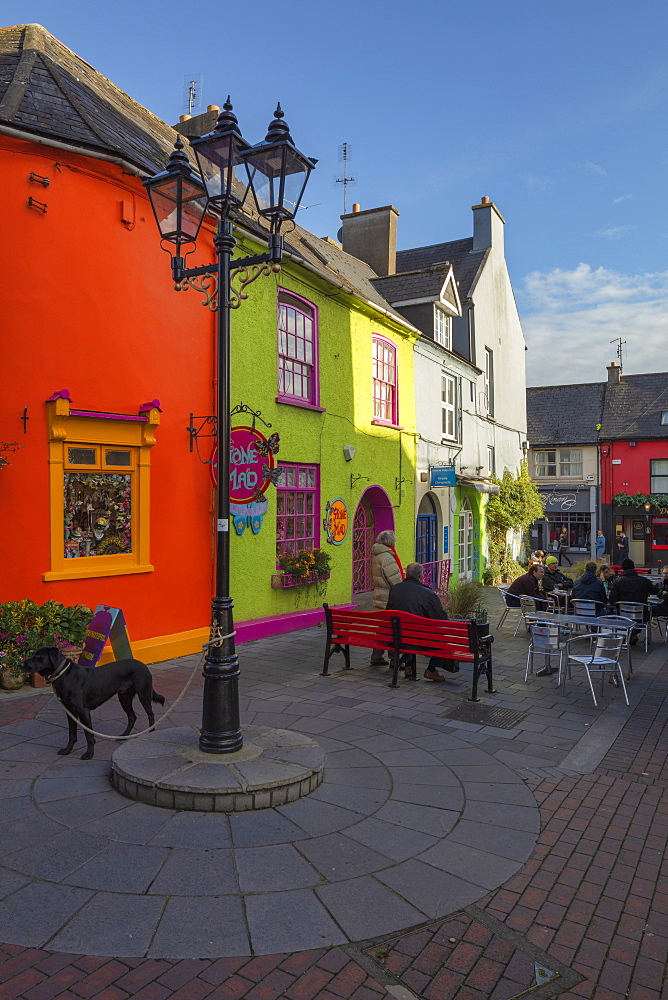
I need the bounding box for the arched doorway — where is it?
[352,486,394,594]
[416,494,438,565]
[458,498,474,581]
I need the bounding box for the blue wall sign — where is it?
[430,466,456,488]
[443,526,449,555]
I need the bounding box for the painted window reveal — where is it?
[442,374,456,440]
[372,336,397,424]
[63,444,135,558]
[276,463,319,560]
[277,291,318,405]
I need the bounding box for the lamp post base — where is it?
[111,725,325,811]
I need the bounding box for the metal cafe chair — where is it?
[571,599,607,633]
[496,587,523,632]
[565,634,628,707]
[615,602,651,652]
[596,615,635,680]
[515,595,552,637]
[525,621,570,682]
[648,597,668,643]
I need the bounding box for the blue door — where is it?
[416,495,437,564]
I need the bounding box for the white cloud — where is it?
[612,194,632,204]
[519,264,668,385]
[583,160,607,177]
[594,224,635,240]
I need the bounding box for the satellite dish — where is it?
[336,227,343,243]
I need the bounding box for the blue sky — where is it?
[5,0,668,385]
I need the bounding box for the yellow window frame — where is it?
[45,396,159,582]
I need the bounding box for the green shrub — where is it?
[0,599,92,675]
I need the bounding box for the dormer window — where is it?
[661,411,668,425]
[434,307,451,351]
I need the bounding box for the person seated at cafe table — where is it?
[572,560,608,609]
[506,563,549,608]
[541,556,574,604]
[609,558,658,644]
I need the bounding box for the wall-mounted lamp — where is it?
[343,444,355,462]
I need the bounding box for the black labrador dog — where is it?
[22,646,165,760]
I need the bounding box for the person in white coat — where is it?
[369,530,404,665]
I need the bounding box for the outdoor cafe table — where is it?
[526,611,635,680]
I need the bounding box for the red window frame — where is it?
[276,462,320,561]
[277,290,320,409]
[372,335,398,426]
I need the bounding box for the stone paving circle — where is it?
[0,695,539,959]
[111,725,325,811]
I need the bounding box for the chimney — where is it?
[472,196,505,254]
[607,361,622,385]
[340,205,399,275]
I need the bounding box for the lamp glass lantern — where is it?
[243,104,316,229]
[143,140,208,250]
[190,100,252,211]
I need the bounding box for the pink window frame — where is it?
[276,462,320,563]
[276,289,323,410]
[372,334,399,427]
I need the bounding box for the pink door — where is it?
[352,497,375,593]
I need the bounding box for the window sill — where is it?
[271,571,330,589]
[276,397,325,413]
[43,563,154,582]
[371,419,404,430]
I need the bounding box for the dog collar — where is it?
[47,659,72,684]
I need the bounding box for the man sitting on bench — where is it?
[386,562,448,682]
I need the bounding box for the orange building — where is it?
[0,24,220,661]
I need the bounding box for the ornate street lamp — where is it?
[144,100,315,754]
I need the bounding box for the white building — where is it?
[340,197,528,581]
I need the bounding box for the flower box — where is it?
[271,571,330,589]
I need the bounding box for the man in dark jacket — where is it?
[572,560,608,610]
[386,563,447,681]
[506,564,548,608]
[541,556,574,593]
[616,532,630,564]
[609,558,658,643]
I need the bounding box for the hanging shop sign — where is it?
[79,605,132,667]
[430,466,456,488]
[324,497,349,545]
[210,426,282,534]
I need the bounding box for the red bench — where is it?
[322,604,495,702]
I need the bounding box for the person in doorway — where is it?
[609,558,658,644]
[595,530,606,561]
[369,530,404,666]
[616,532,629,564]
[386,562,448,681]
[558,525,572,566]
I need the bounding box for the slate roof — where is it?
[0,23,178,173]
[527,383,605,446]
[599,373,668,439]
[527,372,668,446]
[372,265,451,303]
[396,237,488,300]
[0,24,416,334]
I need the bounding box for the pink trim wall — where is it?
[236,603,355,643]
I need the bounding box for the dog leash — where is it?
[50,629,235,742]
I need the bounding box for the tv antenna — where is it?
[335,142,356,215]
[610,336,626,368]
[183,74,203,116]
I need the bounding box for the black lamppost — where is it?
[144,100,315,753]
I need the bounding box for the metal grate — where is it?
[442,703,526,729]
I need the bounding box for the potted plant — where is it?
[438,580,489,674]
[0,599,92,690]
[275,548,331,587]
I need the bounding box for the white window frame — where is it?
[535,450,557,477]
[441,374,457,441]
[559,448,583,478]
[651,459,668,493]
[484,347,494,416]
[487,445,495,477]
[434,307,452,351]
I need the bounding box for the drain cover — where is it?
[442,703,526,729]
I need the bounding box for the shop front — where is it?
[532,486,598,562]
[609,508,668,569]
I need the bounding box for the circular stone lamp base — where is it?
[111,725,325,812]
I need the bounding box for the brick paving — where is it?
[0,594,667,997]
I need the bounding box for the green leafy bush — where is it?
[0,599,92,676]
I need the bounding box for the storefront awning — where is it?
[457,476,500,495]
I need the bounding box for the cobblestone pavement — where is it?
[0,592,666,997]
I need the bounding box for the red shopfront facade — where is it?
[601,440,668,567]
